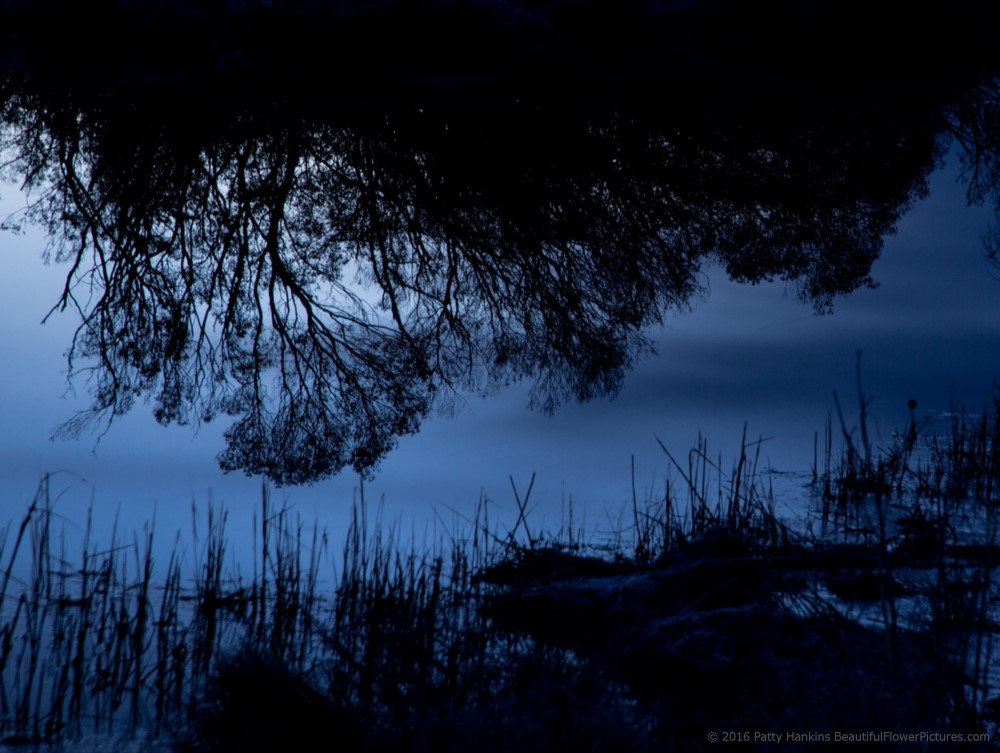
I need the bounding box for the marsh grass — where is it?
[810,374,1000,731]
[0,392,998,750]
[0,481,335,747]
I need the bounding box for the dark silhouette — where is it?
[948,81,1000,268]
[0,0,996,484]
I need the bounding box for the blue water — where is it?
[1,150,999,567]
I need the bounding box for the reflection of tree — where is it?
[0,61,964,483]
[948,80,1000,268]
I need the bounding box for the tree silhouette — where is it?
[0,1,993,484]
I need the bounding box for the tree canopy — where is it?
[0,0,996,484]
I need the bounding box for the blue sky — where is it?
[1,148,999,562]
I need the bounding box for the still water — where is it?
[0,5,997,751]
[1,149,999,567]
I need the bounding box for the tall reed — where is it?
[0,390,997,749]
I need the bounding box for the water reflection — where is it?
[0,1,997,485]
